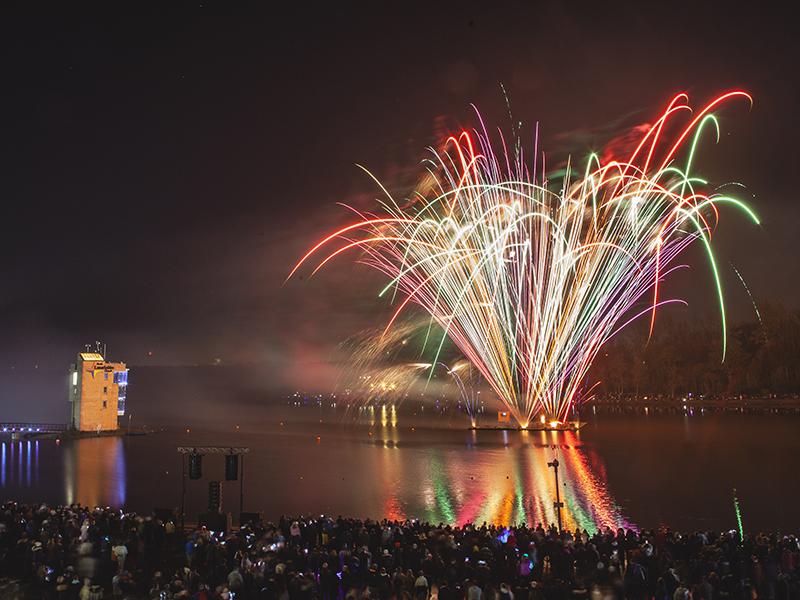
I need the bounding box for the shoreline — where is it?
[22,426,158,441]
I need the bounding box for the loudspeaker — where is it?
[153,508,175,522]
[199,511,231,532]
[208,481,222,512]
[188,453,203,480]
[225,455,239,481]
[239,511,261,526]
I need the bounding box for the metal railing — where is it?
[0,423,66,433]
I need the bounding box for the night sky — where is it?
[0,2,797,391]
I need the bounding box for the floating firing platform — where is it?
[469,421,585,432]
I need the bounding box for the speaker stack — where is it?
[208,481,222,513]
[225,454,239,481]
[188,453,203,479]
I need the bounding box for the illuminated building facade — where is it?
[68,352,129,432]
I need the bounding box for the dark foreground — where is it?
[1,502,799,600]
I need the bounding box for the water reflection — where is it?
[379,433,405,521]
[380,431,634,531]
[1,437,126,508]
[63,437,127,507]
[26,441,31,485]
[0,440,39,487]
[2,427,628,531]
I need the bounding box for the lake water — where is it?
[1,404,798,533]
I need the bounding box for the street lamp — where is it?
[547,458,564,532]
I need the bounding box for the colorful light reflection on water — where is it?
[1,420,632,532]
[376,429,635,532]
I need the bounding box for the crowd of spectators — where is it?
[1,501,799,599]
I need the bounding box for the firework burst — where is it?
[290,92,759,427]
[445,360,483,427]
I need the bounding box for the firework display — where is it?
[352,362,431,408]
[339,320,452,414]
[290,93,758,427]
[444,360,483,427]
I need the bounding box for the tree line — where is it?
[588,304,800,398]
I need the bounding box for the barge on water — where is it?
[470,421,585,432]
